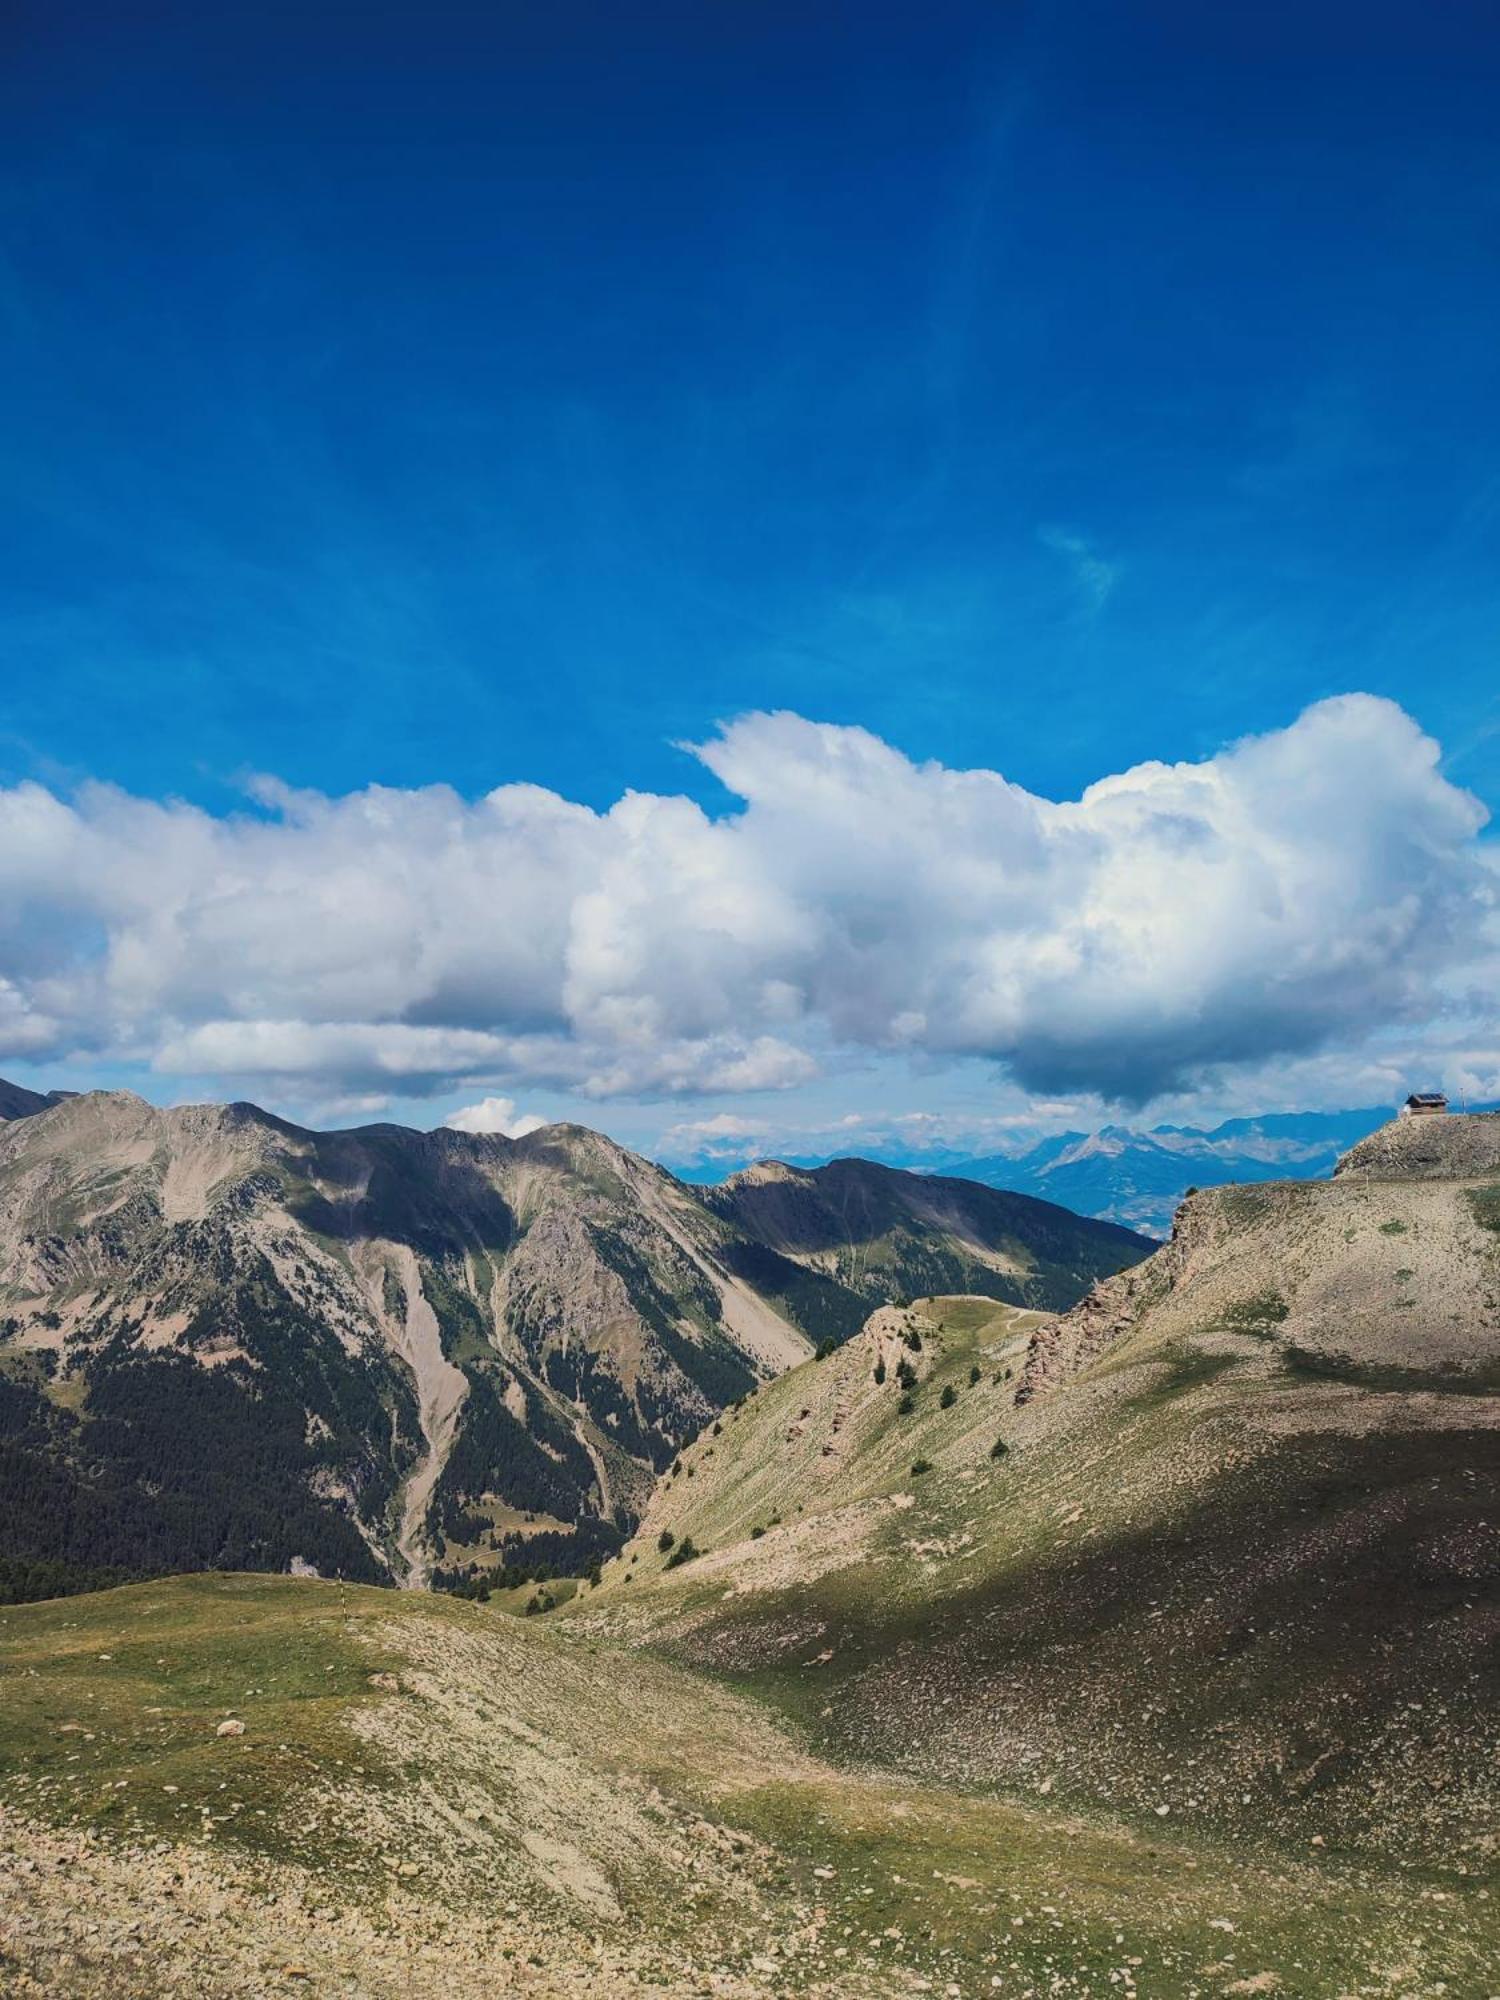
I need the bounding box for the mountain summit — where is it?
[0,1082,1148,1599]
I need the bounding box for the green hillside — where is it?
[1,1570,1490,1998]
[583,1127,1500,1876]
[703,1156,1153,1313]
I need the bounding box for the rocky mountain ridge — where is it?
[1015,1105,1500,1405]
[0,1081,1148,1600]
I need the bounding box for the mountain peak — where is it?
[722,1158,810,1189]
[0,1080,1149,1599]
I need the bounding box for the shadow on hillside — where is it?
[284,1128,515,1258]
[677,1422,1500,1858]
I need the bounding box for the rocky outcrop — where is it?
[1011,1173,1314,1403]
[1014,1109,1500,1412]
[1012,1273,1139,1405]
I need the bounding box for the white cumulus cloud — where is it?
[654,1111,770,1162]
[442,1095,548,1138]
[0,694,1491,1108]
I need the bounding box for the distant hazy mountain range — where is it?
[685,1108,1433,1235]
[941,1109,1404,1234]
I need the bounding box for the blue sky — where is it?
[3,2,1499,1162]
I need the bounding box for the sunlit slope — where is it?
[1018,1107,1500,1403]
[590,1294,1039,1580]
[580,1122,1500,1875]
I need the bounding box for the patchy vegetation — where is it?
[567,1129,1500,1989]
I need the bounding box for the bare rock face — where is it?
[1334,1108,1500,1182]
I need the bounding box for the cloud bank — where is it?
[0,695,1491,1107]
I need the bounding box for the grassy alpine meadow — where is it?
[1,1571,1495,1997]
[0,1573,408,1877]
[565,1276,1500,1996]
